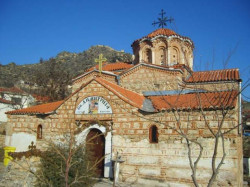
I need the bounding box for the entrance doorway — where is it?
[86,129,105,177]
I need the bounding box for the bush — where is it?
[35,142,96,187]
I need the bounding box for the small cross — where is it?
[152,9,174,28]
[95,54,107,75]
[28,141,36,150]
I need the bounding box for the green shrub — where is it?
[35,142,96,187]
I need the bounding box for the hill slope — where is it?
[0,45,133,87]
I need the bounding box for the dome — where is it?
[147,28,177,38]
[132,28,194,48]
[131,28,194,69]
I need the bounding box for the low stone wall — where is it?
[0,135,5,148]
[0,157,40,187]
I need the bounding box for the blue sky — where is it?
[0,0,249,99]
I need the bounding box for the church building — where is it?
[4,27,243,186]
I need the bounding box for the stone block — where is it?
[164,167,192,180]
[127,156,159,165]
[133,122,140,129]
[137,178,171,187]
[138,167,161,176]
[120,165,136,175]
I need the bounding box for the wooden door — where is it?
[86,129,105,177]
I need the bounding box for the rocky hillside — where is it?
[0,45,133,88]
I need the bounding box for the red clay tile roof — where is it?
[132,28,194,47]
[147,28,177,38]
[149,91,238,111]
[32,94,51,103]
[95,77,145,109]
[0,87,26,94]
[6,100,64,115]
[186,69,240,83]
[87,62,133,72]
[0,98,13,104]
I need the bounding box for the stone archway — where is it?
[75,124,112,178]
[86,128,105,177]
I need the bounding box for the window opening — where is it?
[149,125,158,143]
[37,125,42,139]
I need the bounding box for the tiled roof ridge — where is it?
[0,86,27,94]
[192,68,239,73]
[73,62,134,82]
[86,62,133,72]
[149,90,238,111]
[72,70,118,83]
[120,62,183,78]
[0,98,13,104]
[186,68,240,83]
[94,77,144,109]
[6,100,64,115]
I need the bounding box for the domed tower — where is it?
[131,28,194,69]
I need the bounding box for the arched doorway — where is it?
[86,129,105,177]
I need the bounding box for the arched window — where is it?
[159,47,166,65]
[145,48,152,63]
[37,125,42,139]
[149,125,158,143]
[171,47,179,64]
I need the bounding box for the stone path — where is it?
[93,178,136,187]
[93,178,113,187]
[0,162,6,180]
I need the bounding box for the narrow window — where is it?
[149,125,158,143]
[37,125,42,139]
[172,47,179,64]
[146,49,152,63]
[159,47,166,65]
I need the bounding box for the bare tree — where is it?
[109,59,249,186]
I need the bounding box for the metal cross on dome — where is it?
[152,9,174,28]
[95,53,107,75]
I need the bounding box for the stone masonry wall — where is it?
[5,79,243,187]
[120,66,182,93]
[111,109,242,187]
[0,156,39,187]
[72,71,117,92]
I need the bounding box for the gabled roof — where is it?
[149,90,238,111]
[0,87,26,95]
[94,77,145,109]
[120,62,183,78]
[0,98,13,104]
[72,69,118,83]
[6,77,147,115]
[186,69,240,83]
[6,100,64,115]
[86,62,133,72]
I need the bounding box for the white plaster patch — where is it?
[10,133,36,152]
